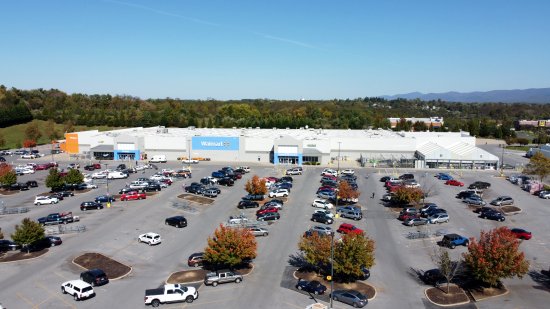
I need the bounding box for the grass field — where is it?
[505,145,531,151]
[0,120,121,150]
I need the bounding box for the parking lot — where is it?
[1,152,550,308]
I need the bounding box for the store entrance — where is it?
[278,156,298,165]
[118,153,135,161]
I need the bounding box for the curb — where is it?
[0,248,49,264]
[71,252,132,281]
[468,286,509,302]
[292,270,377,301]
[424,286,471,307]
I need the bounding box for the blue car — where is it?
[95,195,116,203]
[437,174,453,180]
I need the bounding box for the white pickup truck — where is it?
[144,284,198,307]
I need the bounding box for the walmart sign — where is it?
[192,137,239,151]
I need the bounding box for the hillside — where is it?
[382,88,550,103]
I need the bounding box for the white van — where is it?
[107,171,128,179]
[149,155,167,163]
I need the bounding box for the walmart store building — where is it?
[63,126,499,169]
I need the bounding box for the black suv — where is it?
[242,194,265,201]
[80,269,109,286]
[238,200,259,209]
[311,212,333,224]
[145,183,161,192]
[399,173,415,180]
[184,185,204,194]
[10,182,29,191]
[165,216,187,228]
[80,201,103,211]
[468,181,491,189]
[218,177,234,186]
[480,210,505,222]
[119,187,135,194]
[26,180,38,188]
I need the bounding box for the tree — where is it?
[24,121,42,141]
[0,131,5,148]
[244,175,267,195]
[432,247,462,294]
[393,186,424,205]
[523,152,550,181]
[203,224,257,269]
[333,233,376,280]
[45,168,64,190]
[23,139,36,149]
[516,137,529,146]
[0,165,17,186]
[298,232,332,273]
[463,227,529,287]
[338,181,360,200]
[0,227,4,239]
[64,169,84,185]
[11,218,45,253]
[63,120,74,133]
[45,119,59,140]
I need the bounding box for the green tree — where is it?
[63,120,74,133]
[523,152,550,181]
[64,168,84,185]
[45,119,59,141]
[244,175,267,195]
[463,227,529,287]
[432,247,462,294]
[0,165,17,186]
[24,121,42,141]
[412,121,428,132]
[333,233,376,280]
[298,231,332,274]
[203,224,257,269]
[11,218,45,253]
[0,131,5,148]
[45,168,64,190]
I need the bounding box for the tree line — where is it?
[4,85,550,139]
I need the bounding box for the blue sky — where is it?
[1,0,549,100]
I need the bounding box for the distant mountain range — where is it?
[381,88,550,103]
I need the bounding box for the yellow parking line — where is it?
[36,281,76,309]
[16,292,36,307]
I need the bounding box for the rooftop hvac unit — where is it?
[188,126,196,130]
[162,128,168,133]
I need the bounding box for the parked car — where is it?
[164,216,187,228]
[34,196,59,205]
[404,218,428,226]
[305,225,334,236]
[317,191,335,199]
[202,188,219,198]
[440,233,469,249]
[95,195,115,203]
[237,200,259,209]
[445,179,464,186]
[60,280,95,301]
[468,181,491,189]
[480,210,506,222]
[296,279,327,295]
[337,207,362,220]
[463,195,486,206]
[248,227,269,237]
[286,168,302,175]
[26,180,38,188]
[490,196,514,206]
[428,213,449,224]
[218,177,235,186]
[80,201,103,211]
[473,206,495,214]
[311,212,334,224]
[204,269,243,286]
[420,203,438,215]
[437,173,453,180]
[256,206,279,216]
[312,199,333,209]
[268,188,289,198]
[423,269,448,286]
[0,239,21,251]
[337,223,363,235]
[138,232,162,245]
[80,269,109,286]
[330,289,368,308]
[539,190,550,199]
[314,209,334,218]
[45,235,62,246]
[120,191,146,201]
[257,212,280,221]
[264,200,284,209]
[510,228,532,240]
[188,252,204,267]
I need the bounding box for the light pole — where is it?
[330,141,341,309]
[188,138,192,168]
[104,163,109,196]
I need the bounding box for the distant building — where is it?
[388,117,443,129]
[514,119,550,130]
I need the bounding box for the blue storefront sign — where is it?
[192,137,239,151]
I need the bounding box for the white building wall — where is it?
[144,136,187,151]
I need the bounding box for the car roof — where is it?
[64,280,92,288]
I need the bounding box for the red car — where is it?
[336,223,364,235]
[256,206,279,216]
[510,228,532,240]
[34,164,50,171]
[317,186,335,192]
[398,213,419,221]
[160,178,172,186]
[387,184,402,192]
[265,177,279,182]
[445,180,464,187]
[120,191,146,201]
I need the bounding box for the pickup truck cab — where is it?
[204,270,243,286]
[144,284,198,307]
[120,191,146,201]
[38,212,78,226]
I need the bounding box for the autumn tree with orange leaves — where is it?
[203,224,257,269]
[338,181,360,200]
[23,139,36,149]
[393,186,424,206]
[0,164,17,186]
[463,227,529,287]
[245,175,267,195]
